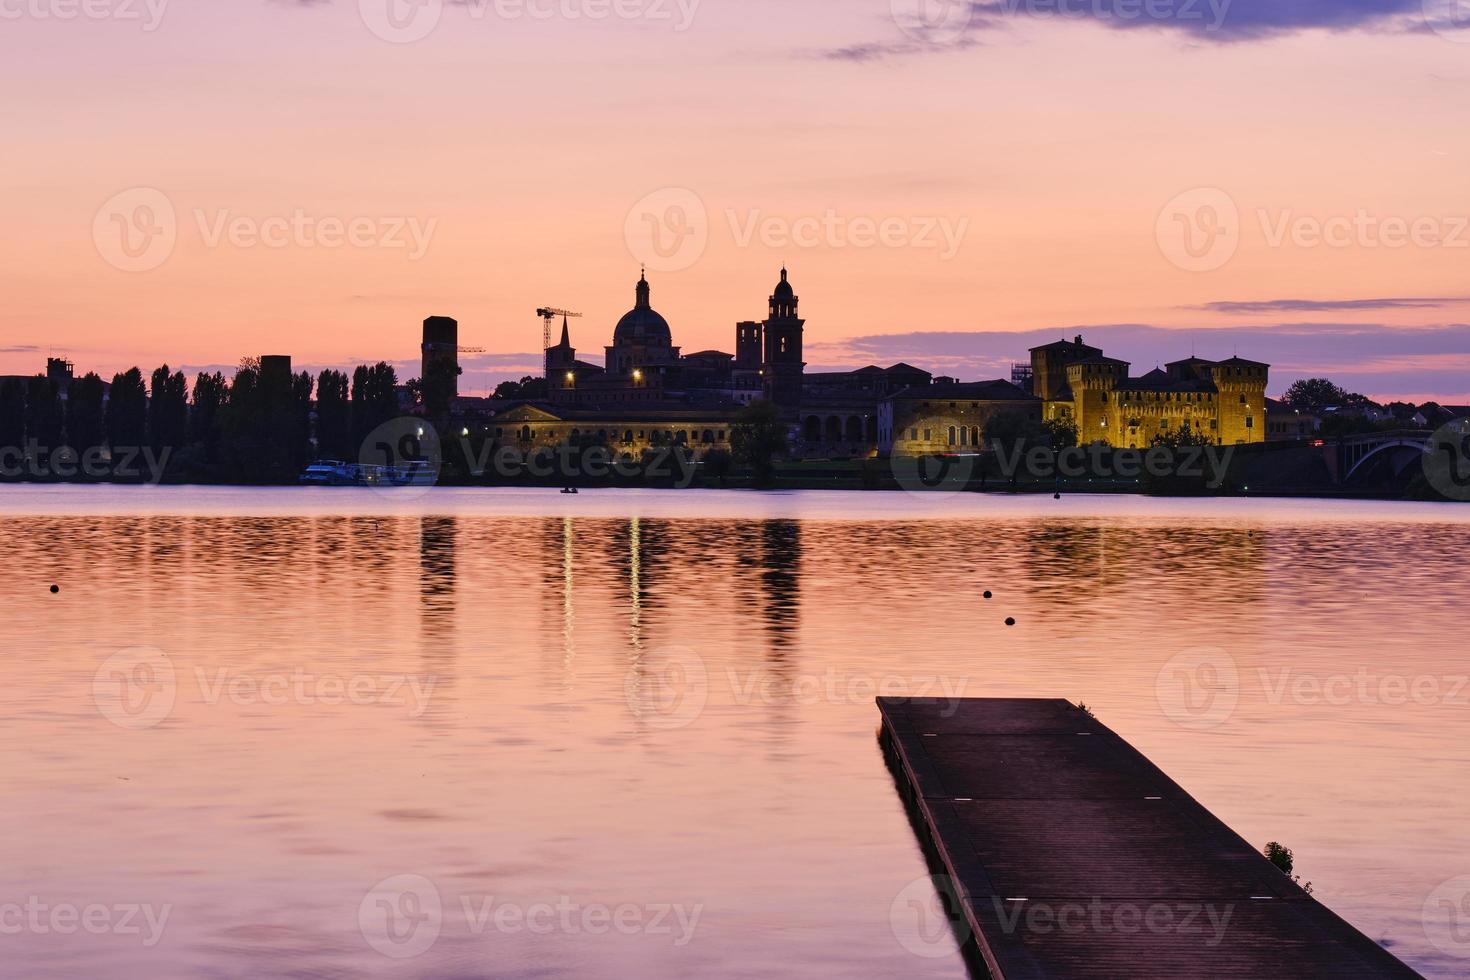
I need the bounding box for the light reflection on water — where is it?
[1,487,1467,978]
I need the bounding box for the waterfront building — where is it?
[1028,336,1270,447]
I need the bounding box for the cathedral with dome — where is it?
[502,266,946,457]
[457,266,1265,459]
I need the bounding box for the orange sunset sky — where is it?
[4,0,1469,401]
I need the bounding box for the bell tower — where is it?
[762,267,805,406]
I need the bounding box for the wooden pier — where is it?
[878,697,1422,979]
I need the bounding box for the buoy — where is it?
[50,585,59,594]
[982,590,993,600]
[1005,617,1016,626]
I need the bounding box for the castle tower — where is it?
[422,316,459,399]
[735,320,763,371]
[761,267,805,406]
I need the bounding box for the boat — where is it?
[299,459,439,487]
[299,460,357,485]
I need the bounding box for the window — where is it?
[909,428,917,440]
[948,426,956,446]
[923,429,931,441]
[1246,416,1254,429]
[1160,419,1170,430]
[1210,419,1217,430]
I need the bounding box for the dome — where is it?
[772,266,794,301]
[613,271,672,346]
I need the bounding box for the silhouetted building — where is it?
[422,316,460,399]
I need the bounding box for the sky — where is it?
[3,0,1469,401]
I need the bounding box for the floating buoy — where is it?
[982,590,993,599]
[49,585,59,594]
[1005,617,1016,626]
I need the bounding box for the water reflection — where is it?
[0,497,1466,979]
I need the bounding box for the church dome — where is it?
[772,266,794,301]
[613,271,672,346]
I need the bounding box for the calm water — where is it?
[2,486,1468,979]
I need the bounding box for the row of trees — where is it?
[0,360,403,482]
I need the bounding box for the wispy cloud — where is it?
[819,0,1458,63]
[811,37,981,62]
[973,0,1435,41]
[1194,297,1468,315]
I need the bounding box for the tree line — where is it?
[0,360,402,482]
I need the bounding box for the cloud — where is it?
[972,0,1437,41]
[822,321,1470,401]
[1194,297,1467,315]
[818,0,1460,60]
[813,38,981,62]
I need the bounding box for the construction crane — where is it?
[536,307,582,351]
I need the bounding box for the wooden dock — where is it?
[878,697,1422,979]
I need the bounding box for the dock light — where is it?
[566,372,574,382]
[632,369,643,380]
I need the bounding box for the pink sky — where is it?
[3,1,1469,400]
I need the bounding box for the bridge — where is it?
[1332,429,1433,485]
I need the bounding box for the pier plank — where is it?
[878,697,1422,980]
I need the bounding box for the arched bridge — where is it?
[1336,429,1433,484]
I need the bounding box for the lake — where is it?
[2,486,1467,978]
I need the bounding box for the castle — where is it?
[443,269,1268,457]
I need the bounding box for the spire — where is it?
[559,315,570,348]
[635,269,650,310]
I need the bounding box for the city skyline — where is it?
[5,1,1470,402]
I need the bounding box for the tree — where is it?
[1264,841,1313,895]
[983,411,1054,489]
[106,368,148,448]
[67,372,107,452]
[983,411,1051,451]
[1150,426,1212,449]
[492,375,549,400]
[1042,416,1079,450]
[24,376,63,448]
[730,399,787,486]
[1283,378,1352,412]
[148,364,189,453]
[351,362,400,451]
[315,369,352,460]
[190,371,227,460]
[0,379,23,451]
